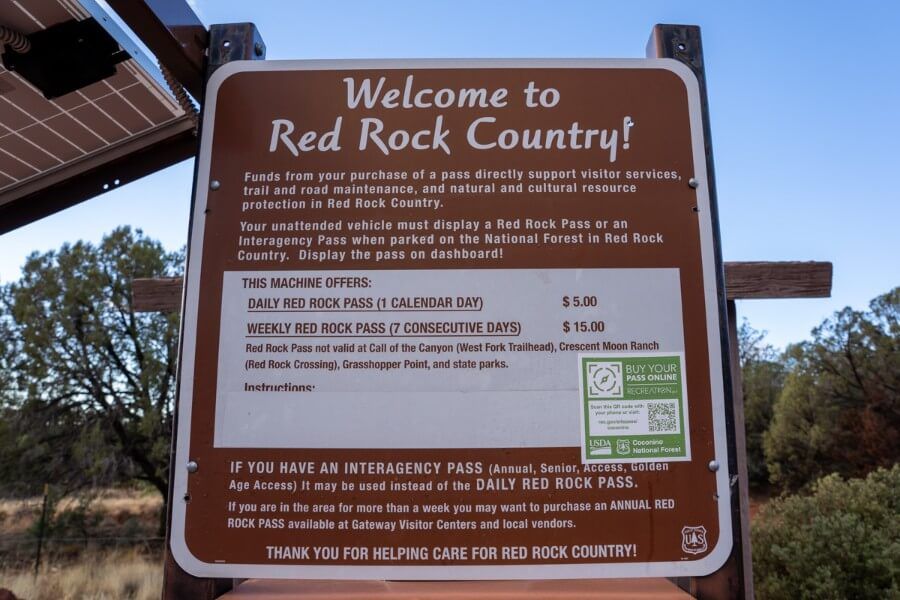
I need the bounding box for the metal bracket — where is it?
[2,18,128,99]
[207,23,266,77]
[646,24,704,78]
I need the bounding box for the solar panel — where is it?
[0,0,197,229]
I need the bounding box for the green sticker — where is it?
[579,354,689,462]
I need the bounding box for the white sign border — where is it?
[171,58,733,580]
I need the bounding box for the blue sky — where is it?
[1,0,897,348]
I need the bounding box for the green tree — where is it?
[765,288,899,490]
[1,228,182,516]
[0,311,19,485]
[752,465,900,599]
[737,320,786,489]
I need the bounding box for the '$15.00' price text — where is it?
[562,320,606,334]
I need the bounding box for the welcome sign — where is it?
[170,59,732,579]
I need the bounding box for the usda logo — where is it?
[589,439,612,456]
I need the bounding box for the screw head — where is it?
[210,180,221,190]
[186,461,199,473]
[708,460,720,472]
[688,178,699,189]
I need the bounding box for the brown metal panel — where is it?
[21,0,75,28]
[0,7,42,34]
[50,88,87,110]
[105,64,139,88]
[43,113,107,153]
[69,102,128,142]
[2,0,74,33]
[0,133,59,170]
[0,70,61,120]
[0,95,34,129]
[120,82,180,123]
[0,149,37,179]
[79,70,140,100]
[95,93,151,134]
[77,79,117,101]
[16,122,83,161]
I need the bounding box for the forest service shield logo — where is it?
[681,525,708,555]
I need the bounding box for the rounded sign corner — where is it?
[170,530,217,578]
[651,58,701,97]
[204,61,259,105]
[686,524,734,577]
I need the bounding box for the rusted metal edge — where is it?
[105,0,208,100]
[218,577,691,598]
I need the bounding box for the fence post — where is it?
[33,483,49,577]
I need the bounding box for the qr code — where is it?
[649,402,677,433]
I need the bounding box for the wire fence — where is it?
[0,535,165,568]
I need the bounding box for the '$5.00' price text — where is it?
[562,295,599,308]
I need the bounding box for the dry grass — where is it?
[1,549,162,600]
[0,489,164,596]
[0,489,162,536]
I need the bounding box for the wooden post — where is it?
[728,300,754,598]
[647,24,750,598]
[160,21,266,600]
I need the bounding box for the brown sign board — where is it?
[171,59,732,579]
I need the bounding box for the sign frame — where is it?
[171,58,733,580]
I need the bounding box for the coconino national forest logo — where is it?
[681,525,708,555]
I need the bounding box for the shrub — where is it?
[752,464,900,599]
[765,288,899,491]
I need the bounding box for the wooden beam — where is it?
[133,261,833,313]
[133,276,183,312]
[723,261,832,300]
